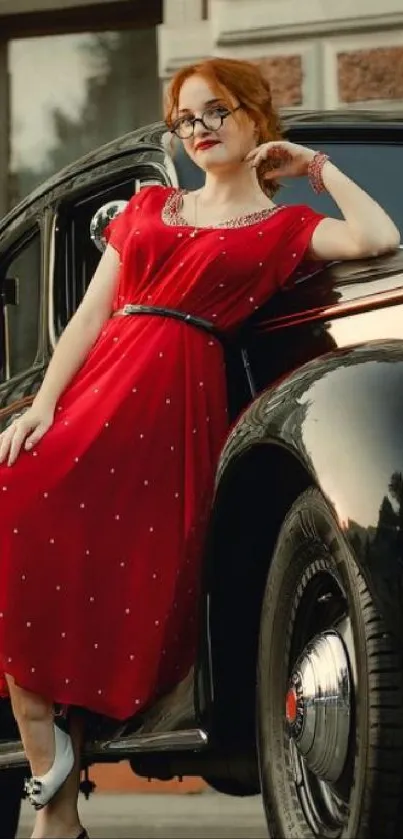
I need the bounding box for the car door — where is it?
[0,229,41,380]
[0,226,46,426]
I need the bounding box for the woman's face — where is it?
[175,75,257,174]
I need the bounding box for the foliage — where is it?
[12,29,160,206]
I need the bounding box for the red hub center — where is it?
[286,686,298,724]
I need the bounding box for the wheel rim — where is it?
[287,631,351,782]
[285,567,356,837]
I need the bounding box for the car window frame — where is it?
[0,225,42,382]
[50,174,164,349]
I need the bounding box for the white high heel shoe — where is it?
[24,723,74,810]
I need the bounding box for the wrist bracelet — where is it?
[308,152,329,194]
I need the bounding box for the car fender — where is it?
[204,340,403,741]
[215,339,403,640]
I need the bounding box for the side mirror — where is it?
[90,200,129,253]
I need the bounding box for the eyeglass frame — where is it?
[169,104,243,139]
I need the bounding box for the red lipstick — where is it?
[195,140,220,151]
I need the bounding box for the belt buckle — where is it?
[122,304,133,315]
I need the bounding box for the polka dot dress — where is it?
[0,185,324,720]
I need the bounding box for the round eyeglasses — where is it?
[170,104,242,140]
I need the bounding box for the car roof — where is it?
[1,108,403,239]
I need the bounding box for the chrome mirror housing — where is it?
[90,200,129,253]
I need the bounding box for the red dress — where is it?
[0,186,323,720]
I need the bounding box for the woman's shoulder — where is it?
[116,185,173,224]
[131,184,172,204]
[263,202,325,227]
[125,184,173,210]
[274,202,319,216]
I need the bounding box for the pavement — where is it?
[18,792,268,838]
[18,791,267,839]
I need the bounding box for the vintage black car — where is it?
[1,110,403,838]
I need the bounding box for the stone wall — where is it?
[255,56,303,108]
[158,0,403,110]
[337,47,403,104]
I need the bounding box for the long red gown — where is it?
[0,186,323,720]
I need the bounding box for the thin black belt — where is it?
[112,304,226,346]
[112,304,257,402]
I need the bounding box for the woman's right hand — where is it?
[0,404,55,466]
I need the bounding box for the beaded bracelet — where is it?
[307,152,330,194]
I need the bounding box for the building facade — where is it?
[159,0,403,110]
[1,0,403,215]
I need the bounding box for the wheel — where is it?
[257,487,403,839]
[0,771,23,838]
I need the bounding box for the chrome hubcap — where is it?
[286,630,351,783]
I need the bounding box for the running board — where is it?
[95,727,209,756]
[0,728,209,769]
[0,740,27,769]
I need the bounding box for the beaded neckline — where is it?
[161,188,284,230]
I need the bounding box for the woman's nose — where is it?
[193,118,209,137]
[193,123,203,137]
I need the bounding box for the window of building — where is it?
[9,28,160,207]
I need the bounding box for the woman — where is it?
[0,57,399,838]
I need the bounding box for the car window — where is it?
[276,142,403,236]
[53,177,158,338]
[0,231,41,379]
[171,138,403,236]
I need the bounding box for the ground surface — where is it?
[18,791,268,838]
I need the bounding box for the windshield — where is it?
[276,142,403,236]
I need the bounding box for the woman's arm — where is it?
[246,141,401,261]
[33,244,120,412]
[308,159,401,261]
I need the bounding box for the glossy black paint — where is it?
[216,339,403,645]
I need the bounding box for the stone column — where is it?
[159,0,212,86]
[163,0,205,26]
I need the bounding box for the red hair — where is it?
[164,57,283,196]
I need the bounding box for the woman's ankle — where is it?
[32,812,82,839]
[25,718,56,776]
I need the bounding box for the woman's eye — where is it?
[208,107,228,117]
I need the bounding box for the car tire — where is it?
[257,487,403,838]
[0,771,23,838]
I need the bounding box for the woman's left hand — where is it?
[245,141,316,180]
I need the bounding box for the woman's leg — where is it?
[6,674,55,776]
[32,712,85,839]
[6,675,85,838]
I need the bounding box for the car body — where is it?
[1,110,403,837]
